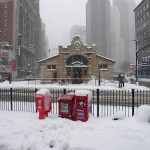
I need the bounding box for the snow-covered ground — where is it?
[0,78,150,150]
[0,78,149,91]
[0,105,150,150]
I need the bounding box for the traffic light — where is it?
[130,64,135,69]
[18,34,22,46]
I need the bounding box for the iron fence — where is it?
[0,88,150,117]
[13,78,110,86]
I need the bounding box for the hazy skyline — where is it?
[40,0,142,49]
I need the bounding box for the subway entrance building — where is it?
[39,36,115,83]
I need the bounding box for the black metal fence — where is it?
[13,78,109,86]
[0,88,150,117]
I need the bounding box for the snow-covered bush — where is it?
[135,105,150,123]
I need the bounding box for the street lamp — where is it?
[27,64,30,76]
[98,62,101,86]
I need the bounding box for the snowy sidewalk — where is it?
[0,110,150,150]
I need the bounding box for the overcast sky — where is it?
[40,0,142,50]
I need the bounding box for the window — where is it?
[66,54,88,66]
[4,18,7,26]
[4,2,7,8]
[142,57,148,63]
[0,31,1,40]
[84,70,87,76]
[47,65,56,70]
[68,70,71,76]
[143,5,146,11]
[99,64,108,69]
[3,27,7,35]
[146,12,149,18]
[4,10,7,17]
[148,56,150,64]
[146,3,149,9]
[140,9,142,14]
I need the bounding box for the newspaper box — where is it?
[36,88,52,119]
[58,93,75,120]
[74,90,92,122]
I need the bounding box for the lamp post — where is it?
[16,34,23,77]
[27,64,30,76]
[135,40,138,83]
[98,62,101,86]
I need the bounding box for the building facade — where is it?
[134,0,150,78]
[86,0,111,58]
[39,36,115,82]
[0,0,16,77]
[0,0,46,78]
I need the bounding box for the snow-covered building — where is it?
[39,36,115,82]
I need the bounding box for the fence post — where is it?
[63,89,66,94]
[132,89,135,116]
[35,88,38,113]
[10,88,13,111]
[97,89,99,117]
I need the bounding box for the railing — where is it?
[13,78,108,86]
[0,88,150,117]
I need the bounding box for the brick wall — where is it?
[0,0,14,45]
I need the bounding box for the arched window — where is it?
[66,54,89,66]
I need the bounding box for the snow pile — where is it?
[135,105,150,123]
[112,111,125,120]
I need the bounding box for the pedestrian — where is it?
[8,73,11,84]
[117,73,122,88]
[121,73,126,87]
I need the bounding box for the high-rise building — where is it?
[134,0,150,78]
[86,0,111,57]
[0,0,46,77]
[0,0,15,76]
[113,0,136,72]
[110,5,124,72]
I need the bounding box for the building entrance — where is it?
[72,68,83,84]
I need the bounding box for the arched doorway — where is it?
[66,54,89,84]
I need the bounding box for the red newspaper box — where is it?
[36,88,52,119]
[58,93,75,120]
[74,90,92,122]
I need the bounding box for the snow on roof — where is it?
[73,35,81,38]
[92,43,96,47]
[83,44,87,46]
[38,54,59,63]
[96,54,115,63]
